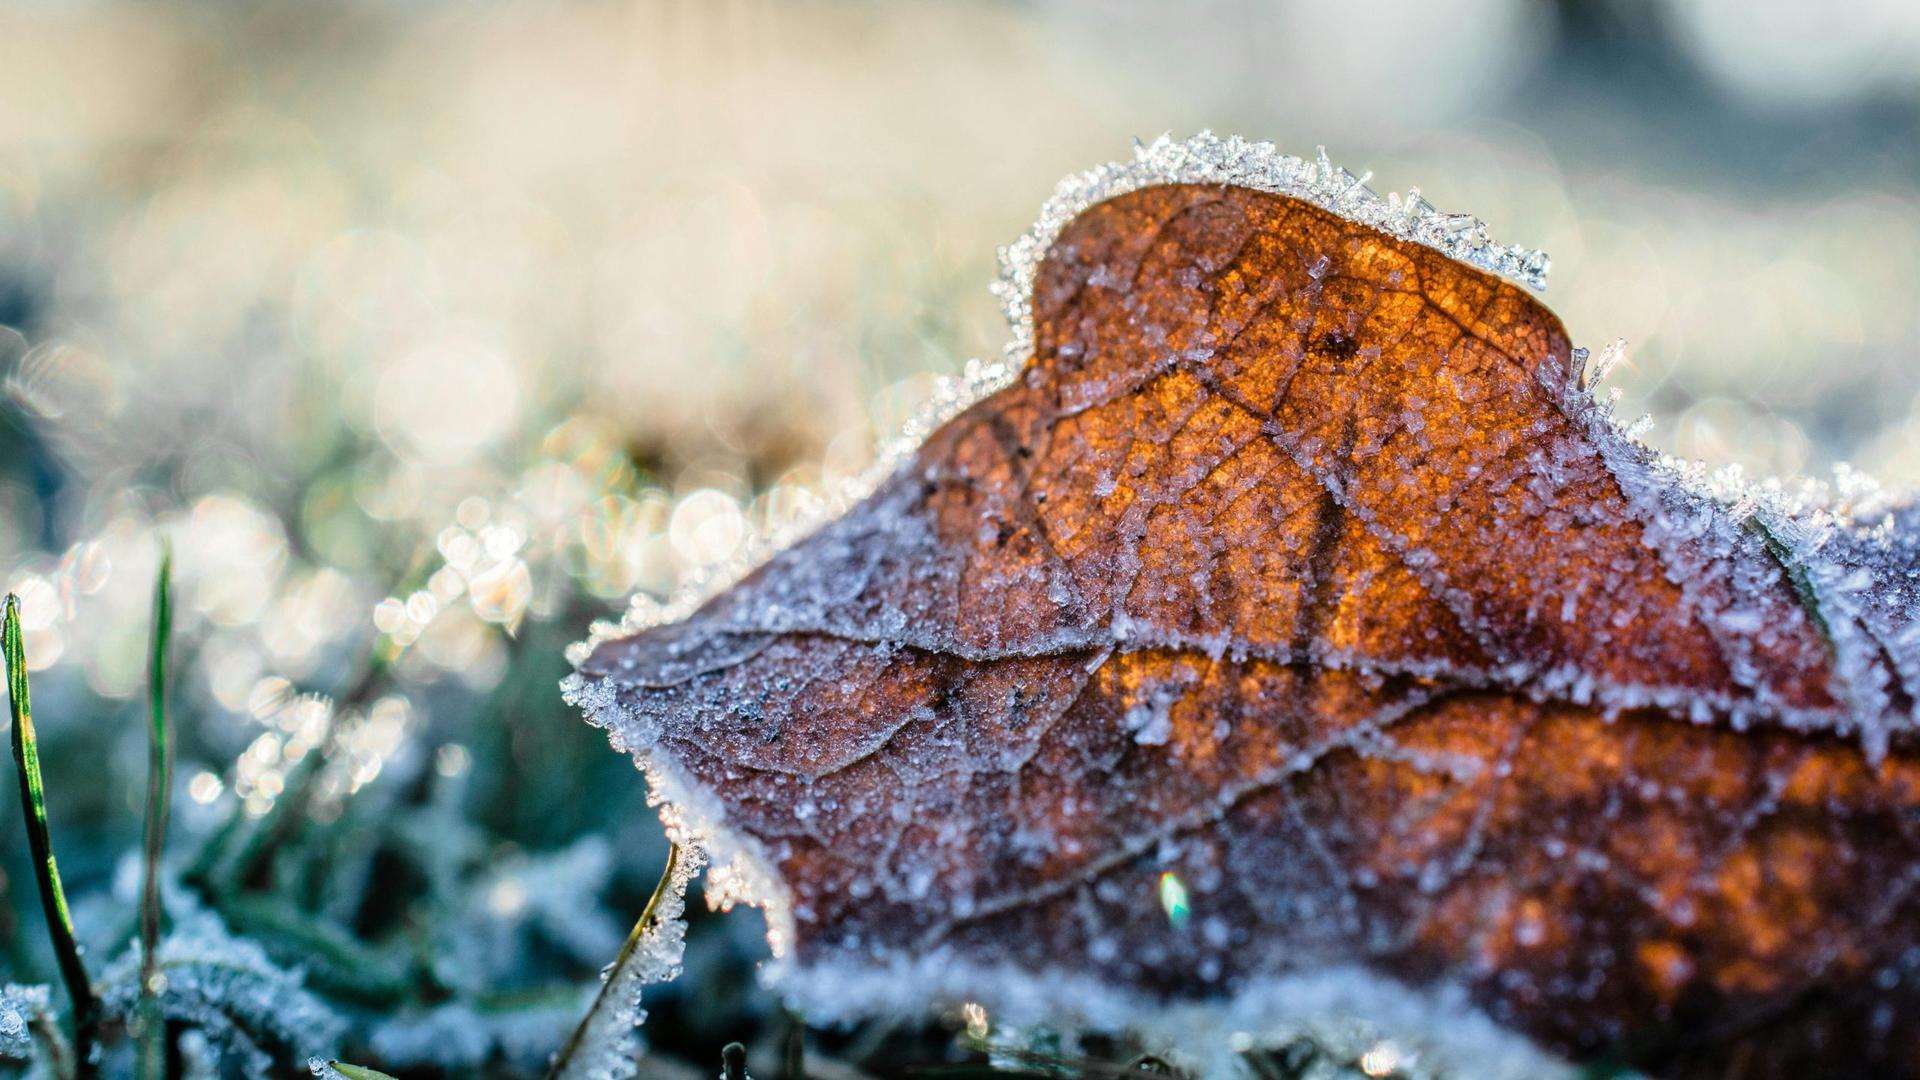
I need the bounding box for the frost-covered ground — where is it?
[2,1,1920,1077]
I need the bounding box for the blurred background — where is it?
[1,0,1918,1075]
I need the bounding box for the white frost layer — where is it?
[992,131,1552,367]
[551,835,704,1080]
[565,352,1019,661]
[781,955,1571,1080]
[560,672,798,961]
[0,984,46,1061]
[565,672,1571,1080]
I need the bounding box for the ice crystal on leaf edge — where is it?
[991,131,1553,365]
[561,132,1920,1079]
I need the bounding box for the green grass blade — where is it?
[137,546,174,1080]
[312,1060,399,1080]
[4,594,98,1077]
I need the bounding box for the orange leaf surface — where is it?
[571,143,1920,1077]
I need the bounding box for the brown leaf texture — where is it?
[574,181,1920,1076]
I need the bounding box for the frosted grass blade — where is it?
[546,843,685,1080]
[3,595,97,1078]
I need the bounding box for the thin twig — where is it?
[137,546,174,1080]
[545,843,682,1080]
[4,595,97,1079]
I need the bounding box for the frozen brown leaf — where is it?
[571,145,1920,1077]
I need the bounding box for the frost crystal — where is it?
[992,132,1552,369]
[1582,336,1627,389]
[549,843,706,1080]
[370,998,582,1074]
[515,838,626,964]
[438,834,628,990]
[100,902,344,1079]
[0,984,48,1060]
